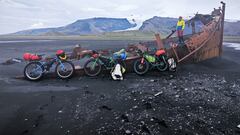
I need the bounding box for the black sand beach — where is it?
[0,40,240,135]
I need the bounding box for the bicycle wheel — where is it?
[55,61,75,79]
[157,61,168,72]
[157,56,168,72]
[133,58,149,75]
[84,59,102,77]
[24,62,44,81]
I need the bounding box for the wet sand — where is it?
[0,40,240,135]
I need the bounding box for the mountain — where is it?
[12,17,240,36]
[13,18,137,35]
[224,21,240,36]
[139,16,240,36]
[139,16,177,35]
[139,16,203,36]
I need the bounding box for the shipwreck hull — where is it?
[166,18,223,64]
[159,3,225,64]
[121,2,226,68]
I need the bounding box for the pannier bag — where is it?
[155,49,166,56]
[168,58,177,71]
[113,49,127,60]
[145,55,156,63]
[111,64,125,81]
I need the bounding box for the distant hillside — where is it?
[139,16,203,36]
[139,16,240,36]
[224,21,240,36]
[139,16,177,35]
[13,18,137,36]
[11,17,240,36]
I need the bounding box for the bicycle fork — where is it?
[141,57,145,64]
[91,59,99,70]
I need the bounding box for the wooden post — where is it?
[155,33,164,49]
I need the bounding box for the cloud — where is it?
[81,7,105,12]
[115,5,139,12]
[0,0,41,10]
[0,0,239,34]
[29,22,45,29]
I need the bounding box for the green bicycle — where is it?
[84,50,127,77]
[133,49,176,75]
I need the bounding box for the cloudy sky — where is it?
[0,0,239,34]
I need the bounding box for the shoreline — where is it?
[0,35,239,43]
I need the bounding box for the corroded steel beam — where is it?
[219,1,226,56]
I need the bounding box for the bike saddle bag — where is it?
[155,50,166,56]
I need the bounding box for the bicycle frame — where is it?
[91,54,118,70]
[31,56,66,74]
[139,51,167,69]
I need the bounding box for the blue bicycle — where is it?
[23,50,75,81]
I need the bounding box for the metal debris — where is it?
[2,58,23,65]
[154,91,163,97]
